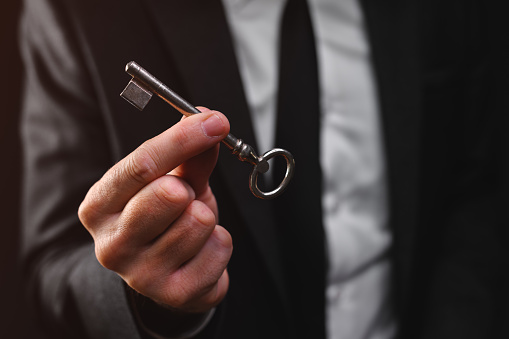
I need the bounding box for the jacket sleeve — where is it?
[19,0,225,336]
[17,0,220,337]
[19,0,145,337]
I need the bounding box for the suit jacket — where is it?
[20,0,508,338]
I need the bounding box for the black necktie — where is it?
[274,0,325,337]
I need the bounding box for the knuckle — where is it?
[93,229,129,272]
[77,200,92,228]
[165,269,211,309]
[171,126,192,154]
[78,185,103,229]
[199,256,230,289]
[164,283,194,309]
[212,226,234,253]
[202,283,224,308]
[122,265,153,294]
[95,242,118,271]
[155,177,195,210]
[127,145,160,184]
[163,260,228,310]
[186,200,217,230]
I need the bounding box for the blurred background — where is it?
[0,1,40,337]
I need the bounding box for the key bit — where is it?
[121,78,153,110]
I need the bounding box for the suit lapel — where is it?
[360,0,422,318]
[141,0,288,313]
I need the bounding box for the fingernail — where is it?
[202,114,225,137]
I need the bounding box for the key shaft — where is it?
[121,61,269,173]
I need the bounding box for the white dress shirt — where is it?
[222,0,396,338]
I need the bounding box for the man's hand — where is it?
[78,108,233,314]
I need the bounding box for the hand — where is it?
[78,108,233,314]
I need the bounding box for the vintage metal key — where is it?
[120,61,294,199]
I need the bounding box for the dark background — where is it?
[0,1,40,337]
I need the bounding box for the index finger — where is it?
[81,110,229,217]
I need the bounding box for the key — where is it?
[120,61,294,199]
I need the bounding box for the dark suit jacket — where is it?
[20,0,508,338]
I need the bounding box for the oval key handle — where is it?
[249,148,295,199]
